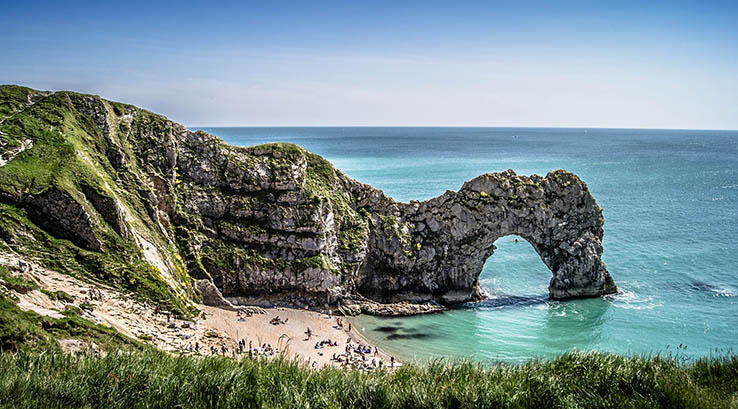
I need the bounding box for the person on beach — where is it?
[390,356,395,368]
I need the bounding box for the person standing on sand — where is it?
[390,356,395,368]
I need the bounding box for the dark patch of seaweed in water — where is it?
[386,332,434,340]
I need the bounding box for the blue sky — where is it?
[2,1,737,128]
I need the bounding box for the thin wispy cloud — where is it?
[2,1,737,129]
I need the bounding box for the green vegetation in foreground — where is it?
[0,265,142,353]
[0,351,735,409]
[0,292,143,353]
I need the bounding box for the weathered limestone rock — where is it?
[196,279,239,310]
[357,170,617,303]
[0,86,617,316]
[23,188,103,251]
[337,295,447,316]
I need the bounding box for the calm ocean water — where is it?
[195,127,738,363]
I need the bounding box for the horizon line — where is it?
[187,125,738,132]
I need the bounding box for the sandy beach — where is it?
[201,305,396,368]
[1,252,397,369]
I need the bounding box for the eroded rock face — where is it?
[0,87,616,313]
[166,130,617,305]
[356,170,617,303]
[23,188,103,251]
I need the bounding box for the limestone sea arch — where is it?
[356,170,618,304]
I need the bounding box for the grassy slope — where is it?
[0,350,735,408]
[0,87,194,316]
[0,266,143,353]
[1,85,370,309]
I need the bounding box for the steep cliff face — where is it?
[0,85,616,314]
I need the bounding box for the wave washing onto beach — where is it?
[198,126,738,363]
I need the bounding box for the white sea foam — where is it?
[611,289,662,310]
[708,286,737,297]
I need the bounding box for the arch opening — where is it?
[477,235,552,305]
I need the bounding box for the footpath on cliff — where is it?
[0,251,396,369]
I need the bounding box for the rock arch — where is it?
[357,169,617,304]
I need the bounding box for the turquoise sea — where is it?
[195,127,738,363]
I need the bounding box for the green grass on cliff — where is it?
[0,292,142,353]
[0,86,195,317]
[302,150,370,255]
[0,202,192,318]
[0,350,735,409]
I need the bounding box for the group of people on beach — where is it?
[330,340,394,371]
[314,339,338,350]
[167,306,396,370]
[204,339,278,358]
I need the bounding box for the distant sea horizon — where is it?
[192,125,738,132]
[193,126,738,363]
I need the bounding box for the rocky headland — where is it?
[0,85,616,318]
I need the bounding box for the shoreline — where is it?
[0,253,399,369]
[348,315,415,365]
[201,305,400,369]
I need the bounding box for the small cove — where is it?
[196,126,738,363]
